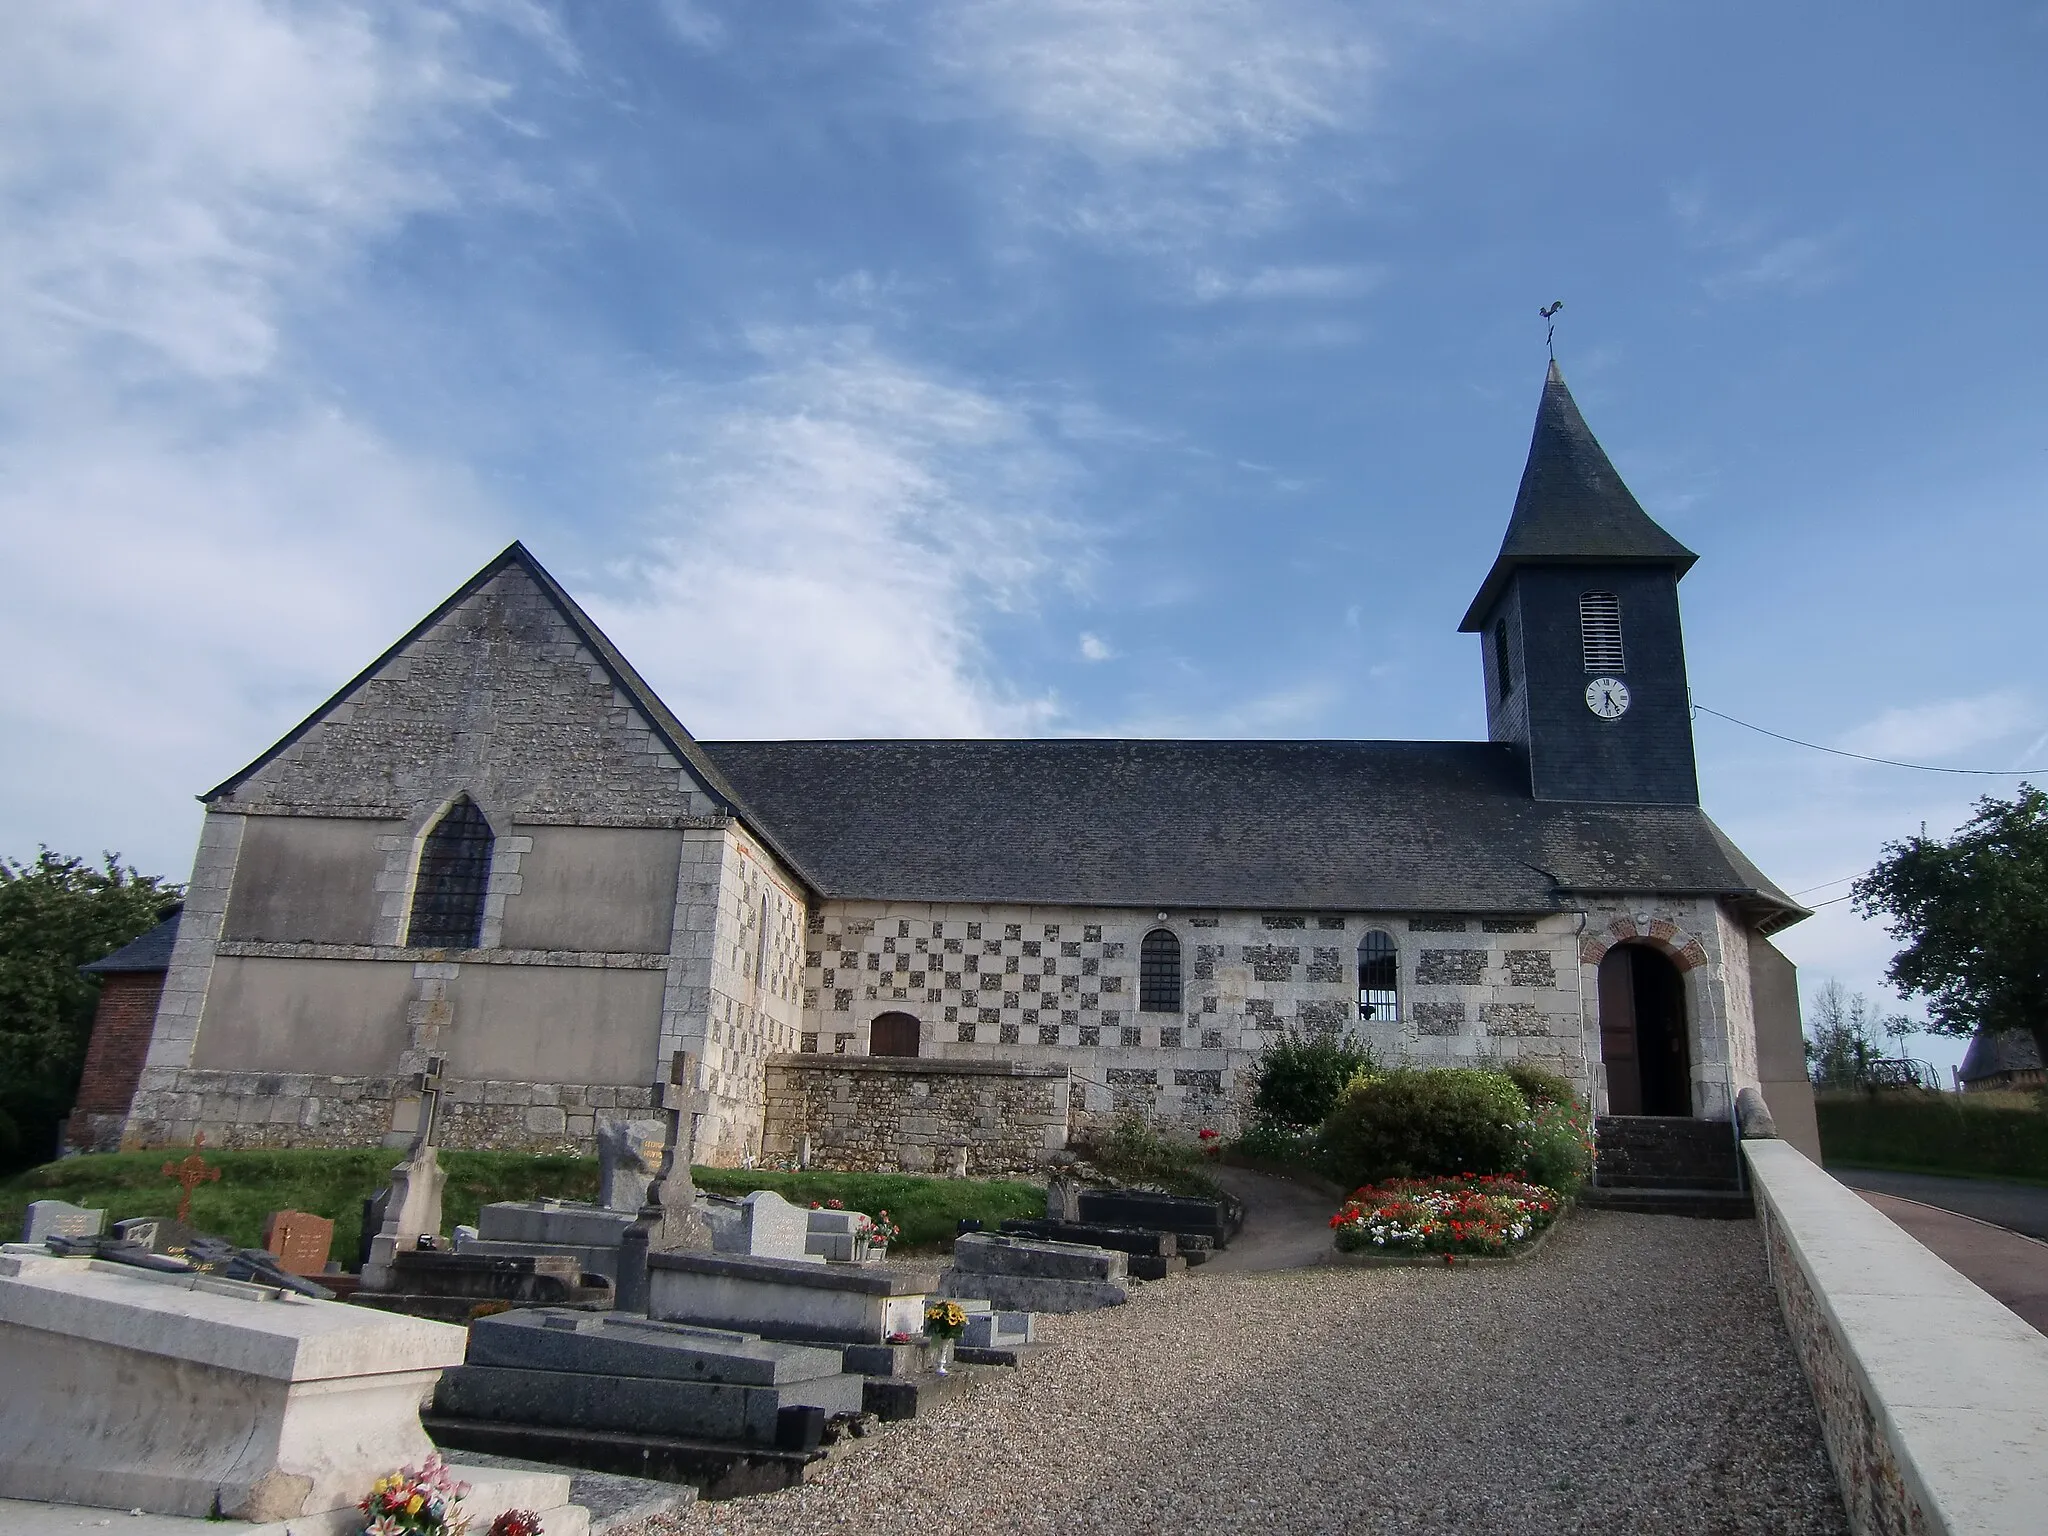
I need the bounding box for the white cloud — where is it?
[927,0,1377,245]
[1079,632,1116,662]
[1666,181,1848,298]
[0,2,529,875]
[590,332,1091,739]
[1188,262,1386,303]
[1840,691,2036,763]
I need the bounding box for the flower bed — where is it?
[1329,1174,1563,1257]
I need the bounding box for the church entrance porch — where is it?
[1597,943,1692,1117]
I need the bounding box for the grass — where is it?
[1,1148,1042,1262]
[1816,1091,2048,1184]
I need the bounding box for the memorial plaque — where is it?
[22,1200,105,1243]
[262,1210,335,1277]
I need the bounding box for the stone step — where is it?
[1594,1172,1744,1191]
[1578,1186,1754,1219]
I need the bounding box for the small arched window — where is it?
[1579,591,1625,673]
[1358,930,1399,1022]
[1139,929,1182,1013]
[1493,617,1513,703]
[406,796,493,950]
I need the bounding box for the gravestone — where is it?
[361,1058,450,1292]
[262,1210,335,1277]
[1076,1187,1242,1246]
[597,1117,669,1213]
[805,1208,884,1264]
[22,1201,104,1243]
[616,1052,715,1313]
[645,1251,939,1347]
[1044,1176,1082,1223]
[458,1198,637,1283]
[939,1232,1129,1312]
[705,1190,819,1263]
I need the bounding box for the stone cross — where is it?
[161,1131,222,1225]
[411,1055,447,1152]
[615,1050,713,1313]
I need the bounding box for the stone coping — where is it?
[0,1253,467,1381]
[1744,1139,2048,1536]
[647,1250,939,1295]
[767,1054,1070,1079]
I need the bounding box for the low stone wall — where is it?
[762,1055,1072,1176]
[1744,1139,2048,1535]
[120,1067,654,1154]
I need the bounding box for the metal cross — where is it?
[413,1055,447,1150]
[1540,299,1564,358]
[161,1130,222,1225]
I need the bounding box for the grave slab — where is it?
[262,1211,334,1277]
[21,1200,104,1243]
[1077,1188,1242,1245]
[466,1308,849,1389]
[705,1190,821,1263]
[0,1252,467,1522]
[647,1251,938,1345]
[950,1232,1129,1282]
[1001,1218,1179,1258]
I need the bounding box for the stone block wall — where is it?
[762,1056,1072,1176]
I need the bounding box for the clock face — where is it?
[1585,677,1631,719]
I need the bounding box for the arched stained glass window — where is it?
[1358,930,1399,1022]
[1139,929,1182,1013]
[406,796,493,950]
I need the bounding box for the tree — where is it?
[1852,784,2048,1071]
[0,850,181,1171]
[1804,978,1897,1088]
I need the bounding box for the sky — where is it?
[4,1,2045,1079]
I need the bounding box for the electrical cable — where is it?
[1692,703,2048,776]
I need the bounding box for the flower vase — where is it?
[933,1338,954,1375]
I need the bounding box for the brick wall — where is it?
[762,1056,1072,1176]
[67,971,166,1152]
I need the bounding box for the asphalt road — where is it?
[1828,1165,2048,1240]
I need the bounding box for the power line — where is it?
[1693,703,2048,776]
[1788,872,1867,898]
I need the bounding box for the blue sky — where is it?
[5,1,2045,1076]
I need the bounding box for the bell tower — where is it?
[1461,364,1701,804]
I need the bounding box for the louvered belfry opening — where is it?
[1139,928,1182,1013]
[1579,591,1625,672]
[1358,929,1400,1021]
[406,795,494,949]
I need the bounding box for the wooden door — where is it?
[870,1012,921,1058]
[1597,948,1642,1115]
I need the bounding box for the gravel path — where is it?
[648,1211,1847,1536]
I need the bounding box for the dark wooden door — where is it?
[1630,947,1692,1115]
[870,1012,920,1058]
[1597,949,1642,1115]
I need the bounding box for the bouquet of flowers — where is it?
[864,1209,901,1247]
[924,1300,970,1340]
[488,1512,543,1536]
[360,1454,471,1535]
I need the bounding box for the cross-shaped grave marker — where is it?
[161,1130,222,1225]
[412,1055,448,1151]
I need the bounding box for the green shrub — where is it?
[1515,1096,1594,1195]
[1231,1115,1324,1167]
[1248,1036,1378,1129]
[1816,1092,2048,1182]
[1322,1068,1529,1187]
[1502,1061,1578,1109]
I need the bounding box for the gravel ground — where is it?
[645,1210,1847,1536]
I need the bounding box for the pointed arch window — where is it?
[1493,617,1514,702]
[1579,592,1625,673]
[406,796,493,950]
[1139,929,1182,1013]
[1358,930,1399,1022]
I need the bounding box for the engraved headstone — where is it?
[596,1117,669,1213]
[22,1200,105,1243]
[1044,1175,1082,1224]
[262,1210,335,1277]
[615,1052,714,1312]
[361,1057,449,1292]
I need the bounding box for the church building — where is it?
[112,365,1820,1167]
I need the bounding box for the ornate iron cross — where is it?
[161,1130,222,1225]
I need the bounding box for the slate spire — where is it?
[1459,361,1697,631]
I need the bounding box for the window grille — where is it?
[406,796,493,949]
[1358,930,1399,1022]
[1493,617,1513,702]
[1139,929,1182,1013]
[1580,592,1625,673]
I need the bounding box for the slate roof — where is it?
[1959,1028,2045,1084]
[698,738,1806,929]
[80,909,182,975]
[1460,362,1699,630]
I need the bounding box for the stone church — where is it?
[110,364,1820,1169]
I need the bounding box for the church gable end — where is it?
[214,555,719,827]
